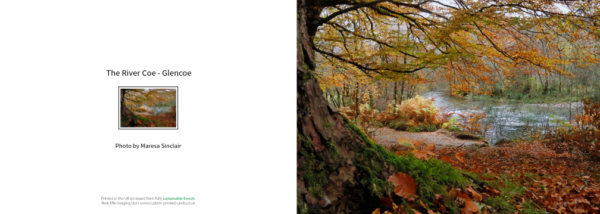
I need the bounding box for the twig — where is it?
[462,173,488,189]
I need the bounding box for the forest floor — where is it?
[370,127,488,149]
[369,127,600,214]
[132,112,176,127]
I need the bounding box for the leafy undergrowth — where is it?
[542,99,600,161]
[369,135,600,214]
[340,95,448,135]
[340,96,489,141]
[133,107,176,127]
[355,100,600,213]
[431,140,600,214]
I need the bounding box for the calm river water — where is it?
[421,92,583,144]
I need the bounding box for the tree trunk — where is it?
[336,87,342,108]
[542,71,549,95]
[559,74,562,93]
[354,81,360,121]
[400,79,405,103]
[297,1,397,213]
[394,81,397,104]
[120,89,136,127]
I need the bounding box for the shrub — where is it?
[456,107,490,138]
[442,116,461,132]
[131,105,148,112]
[544,99,600,160]
[339,95,453,133]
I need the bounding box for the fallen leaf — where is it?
[388,172,417,199]
[440,156,457,164]
[457,191,470,199]
[414,139,426,150]
[449,188,458,200]
[540,178,553,187]
[372,208,380,214]
[463,199,480,214]
[571,207,586,214]
[397,137,415,150]
[411,150,429,160]
[467,187,483,202]
[455,152,466,164]
[515,205,523,210]
[380,197,394,210]
[484,186,502,196]
[424,143,435,152]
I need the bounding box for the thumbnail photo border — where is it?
[118,86,179,130]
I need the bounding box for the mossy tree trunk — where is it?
[120,89,136,127]
[297,1,397,213]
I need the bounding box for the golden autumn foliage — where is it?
[340,95,449,134]
[314,0,600,107]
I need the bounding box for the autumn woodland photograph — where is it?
[119,87,177,129]
[296,0,600,213]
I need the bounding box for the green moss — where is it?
[470,172,547,214]
[484,196,517,213]
[301,64,312,83]
[132,114,154,126]
[407,126,423,132]
[324,122,332,127]
[444,200,460,214]
[388,120,407,130]
[426,124,437,131]
[298,133,329,198]
[342,114,468,202]
[298,130,340,199]
[521,201,546,214]
[297,192,308,214]
[324,140,339,161]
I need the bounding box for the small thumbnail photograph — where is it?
[119,86,177,130]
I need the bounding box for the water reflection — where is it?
[142,105,174,115]
[421,92,583,144]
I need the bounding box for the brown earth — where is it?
[370,127,488,149]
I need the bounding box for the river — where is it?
[139,105,174,115]
[420,92,583,144]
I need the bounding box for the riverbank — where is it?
[371,127,488,149]
[471,92,594,104]
[421,91,584,144]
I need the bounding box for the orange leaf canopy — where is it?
[388,172,417,199]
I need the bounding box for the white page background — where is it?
[0,1,295,213]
